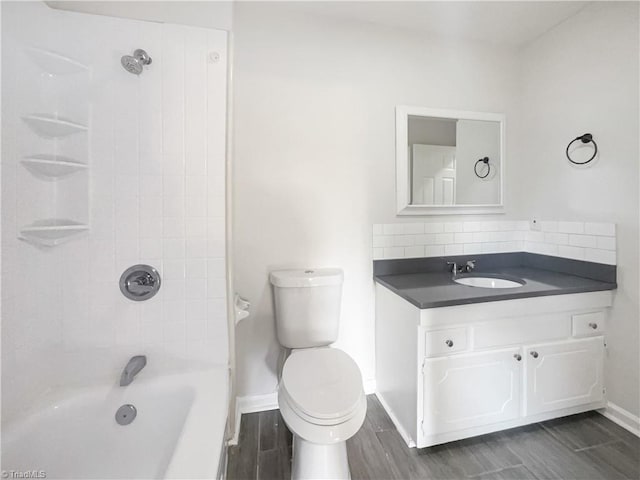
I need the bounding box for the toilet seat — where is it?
[280,347,364,425]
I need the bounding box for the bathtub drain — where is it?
[115,404,137,426]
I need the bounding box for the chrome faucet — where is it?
[447,260,477,276]
[120,355,147,386]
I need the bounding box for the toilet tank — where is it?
[269,268,344,348]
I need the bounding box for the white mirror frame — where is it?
[396,106,506,216]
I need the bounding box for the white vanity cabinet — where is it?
[375,284,612,448]
[524,337,604,416]
[421,347,522,436]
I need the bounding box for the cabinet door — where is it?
[525,337,604,416]
[421,348,521,436]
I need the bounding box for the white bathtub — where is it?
[2,367,228,479]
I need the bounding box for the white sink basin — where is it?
[454,276,524,289]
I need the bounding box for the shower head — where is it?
[121,49,152,75]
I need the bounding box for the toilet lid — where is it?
[281,348,364,421]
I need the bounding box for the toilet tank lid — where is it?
[270,268,343,288]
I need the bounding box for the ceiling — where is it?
[277,1,590,48]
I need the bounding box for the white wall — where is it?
[513,2,639,416]
[232,3,520,398]
[2,2,228,420]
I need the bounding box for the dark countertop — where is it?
[374,254,617,309]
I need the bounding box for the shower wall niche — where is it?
[18,47,90,246]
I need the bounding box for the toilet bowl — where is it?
[278,347,366,480]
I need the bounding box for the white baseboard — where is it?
[599,401,640,437]
[237,392,279,414]
[228,392,279,445]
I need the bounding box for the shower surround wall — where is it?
[1,2,228,420]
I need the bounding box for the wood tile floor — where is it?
[227,395,640,480]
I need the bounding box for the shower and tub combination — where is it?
[1,2,231,478]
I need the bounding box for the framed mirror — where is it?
[396,106,505,215]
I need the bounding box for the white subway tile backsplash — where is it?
[585,222,616,237]
[384,246,404,258]
[557,221,584,234]
[463,221,483,232]
[445,244,464,256]
[480,221,501,232]
[404,245,425,258]
[372,219,615,265]
[424,222,444,233]
[383,224,404,235]
[414,234,437,245]
[463,243,483,254]
[472,232,488,243]
[372,235,391,248]
[425,245,445,257]
[393,235,415,247]
[544,232,569,245]
[372,224,383,235]
[568,234,597,248]
[596,236,616,251]
[402,223,425,234]
[435,233,454,244]
[444,222,463,233]
[454,232,474,244]
[525,231,545,243]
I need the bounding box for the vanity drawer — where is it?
[474,314,571,349]
[573,311,605,337]
[424,327,468,357]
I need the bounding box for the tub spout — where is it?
[120,355,147,386]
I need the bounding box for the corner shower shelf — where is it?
[20,219,89,247]
[22,114,87,138]
[21,155,87,179]
[25,47,89,75]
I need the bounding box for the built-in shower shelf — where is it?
[21,155,87,179]
[25,47,89,75]
[20,219,89,246]
[22,114,87,138]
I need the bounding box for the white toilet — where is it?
[270,268,366,480]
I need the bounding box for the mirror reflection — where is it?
[408,115,501,206]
